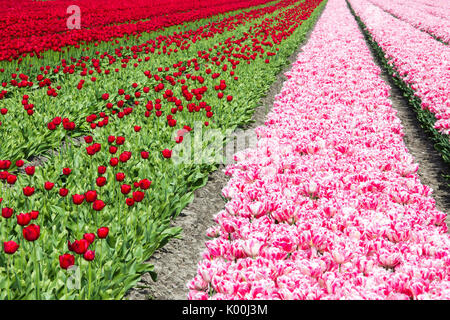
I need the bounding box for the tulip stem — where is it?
[33,243,40,300]
[7,255,11,300]
[88,261,92,299]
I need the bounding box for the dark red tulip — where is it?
[30,210,39,220]
[2,207,13,219]
[83,233,96,244]
[96,176,107,187]
[25,166,35,176]
[3,241,19,254]
[71,239,90,254]
[84,135,93,144]
[44,181,55,190]
[23,186,35,197]
[126,198,135,207]
[59,253,75,269]
[97,166,107,175]
[23,224,40,241]
[162,149,172,159]
[116,172,125,181]
[85,190,97,203]
[141,151,149,159]
[92,199,105,211]
[17,212,32,226]
[97,227,109,239]
[116,136,125,145]
[7,174,17,185]
[59,188,69,197]
[72,194,85,205]
[132,191,145,202]
[121,184,131,194]
[15,160,24,167]
[139,179,151,190]
[107,136,115,144]
[110,157,119,167]
[83,250,95,261]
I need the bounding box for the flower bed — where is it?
[348,0,450,164]
[367,0,450,44]
[188,0,450,300]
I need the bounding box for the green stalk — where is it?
[33,242,40,300]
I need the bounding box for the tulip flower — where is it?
[3,241,19,254]
[23,224,40,241]
[59,253,75,269]
[92,200,106,211]
[97,227,109,239]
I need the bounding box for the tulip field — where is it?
[0,0,449,300]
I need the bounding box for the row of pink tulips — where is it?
[413,0,450,12]
[394,0,450,23]
[367,0,450,43]
[188,0,450,300]
[349,0,450,138]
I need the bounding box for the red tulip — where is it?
[44,181,55,190]
[162,149,172,159]
[71,239,90,254]
[116,172,125,181]
[92,199,105,211]
[6,174,17,185]
[59,253,75,269]
[84,135,93,144]
[83,233,96,244]
[59,188,69,197]
[107,135,115,144]
[97,166,107,175]
[132,191,145,202]
[3,241,19,254]
[96,176,107,187]
[110,157,119,167]
[23,224,40,241]
[97,227,109,239]
[30,210,39,220]
[15,160,24,167]
[139,179,152,190]
[23,186,35,197]
[72,194,85,205]
[62,168,72,175]
[85,190,97,203]
[17,212,32,226]
[126,198,135,206]
[2,207,13,219]
[141,151,149,159]
[121,184,131,194]
[116,136,125,145]
[25,166,35,176]
[109,146,118,154]
[83,250,95,261]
